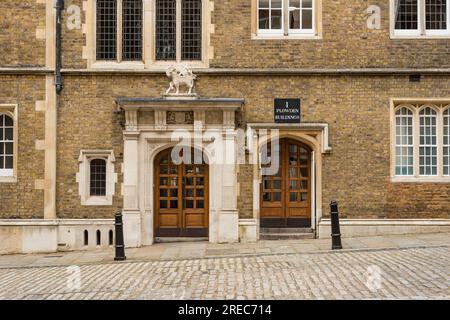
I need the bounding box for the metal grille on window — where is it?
[96,0,117,60]
[444,108,450,175]
[426,0,447,30]
[395,108,414,176]
[182,0,202,60]
[259,0,283,30]
[156,0,177,60]
[0,114,14,175]
[395,0,419,30]
[122,0,143,60]
[90,159,107,196]
[419,107,438,176]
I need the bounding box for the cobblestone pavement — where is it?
[0,246,448,300]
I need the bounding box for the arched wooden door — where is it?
[154,148,209,238]
[260,138,312,228]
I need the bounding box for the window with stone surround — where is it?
[0,105,17,183]
[392,0,450,38]
[77,150,117,206]
[86,0,211,68]
[392,102,450,182]
[254,0,321,38]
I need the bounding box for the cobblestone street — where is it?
[0,244,448,300]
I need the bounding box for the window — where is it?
[395,107,414,176]
[77,150,117,206]
[392,0,450,37]
[392,102,450,181]
[96,0,143,61]
[86,0,211,68]
[0,114,14,177]
[90,159,107,196]
[156,0,202,62]
[419,108,438,175]
[256,0,319,37]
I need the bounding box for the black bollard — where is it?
[330,200,343,250]
[114,209,127,261]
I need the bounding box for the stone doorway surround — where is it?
[116,97,244,247]
[244,123,332,241]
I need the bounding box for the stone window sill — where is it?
[82,196,113,206]
[0,176,17,183]
[391,176,450,183]
[252,34,322,40]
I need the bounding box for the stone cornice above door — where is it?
[116,97,244,132]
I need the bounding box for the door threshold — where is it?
[155,237,209,243]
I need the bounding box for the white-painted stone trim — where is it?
[76,150,117,206]
[318,219,450,239]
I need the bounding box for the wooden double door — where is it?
[260,139,312,228]
[154,148,209,237]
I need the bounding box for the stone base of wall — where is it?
[0,219,114,255]
[318,219,450,239]
[239,219,258,243]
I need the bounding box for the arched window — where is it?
[84,230,89,246]
[90,159,107,196]
[0,114,14,177]
[96,230,101,246]
[419,107,437,176]
[443,108,450,175]
[156,0,202,61]
[395,107,414,176]
[109,230,114,246]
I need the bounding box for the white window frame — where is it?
[85,0,212,69]
[443,108,450,175]
[253,0,321,39]
[390,99,450,183]
[391,0,450,38]
[0,104,18,183]
[77,150,117,206]
[257,0,284,36]
[287,0,315,35]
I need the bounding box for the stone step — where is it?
[260,228,313,234]
[260,233,315,240]
[155,237,208,243]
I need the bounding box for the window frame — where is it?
[77,150,117,206]
[0,104,18,183]
[391,0,450,39]
[391,99,450,183]
[443,107,450,175]
[253,0,322,39]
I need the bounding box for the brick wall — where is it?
[0,0,46,67]
[52,74,450,220]
[0,76,45,218]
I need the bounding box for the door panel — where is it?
[155,148,209,238]
[260,139,312,228]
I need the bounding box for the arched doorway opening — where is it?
[154,147,209,238]
[260,138,312,228]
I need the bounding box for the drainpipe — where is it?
[55,0,64,94]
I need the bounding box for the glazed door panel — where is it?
[155,149,209,237]
[260,139,312,228]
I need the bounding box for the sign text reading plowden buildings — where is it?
[274,99,301,123]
